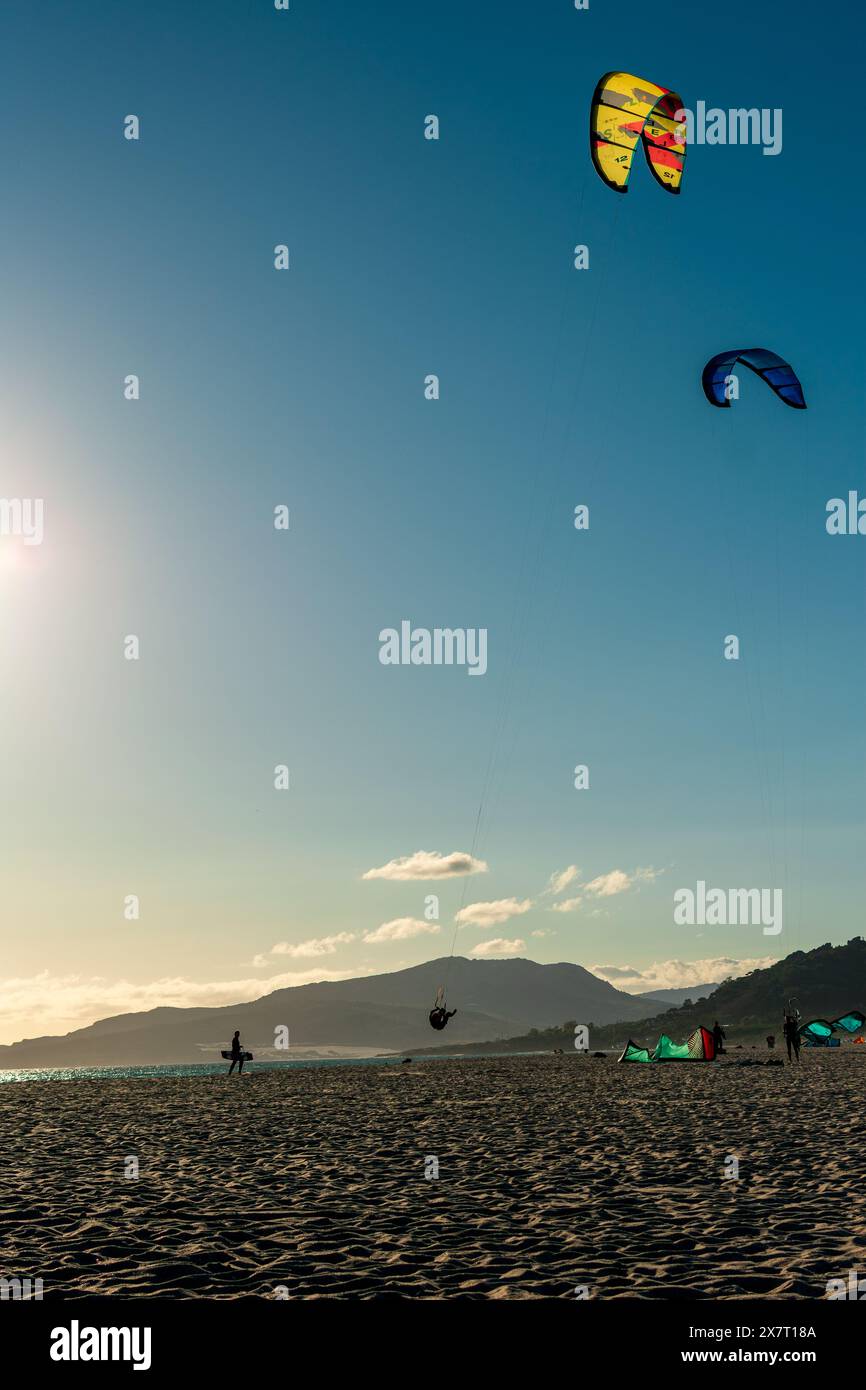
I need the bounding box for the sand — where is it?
[2,1052,864,1299]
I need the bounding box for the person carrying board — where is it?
[227,1030,245,1075]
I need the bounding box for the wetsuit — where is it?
[783,1016,800,1063]
[228,1035,245,1074]
[428,1008,457,1031]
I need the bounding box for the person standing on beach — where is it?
[227,1030,245,1075]
[712,1020,726,1054]
[783,1013,801,1064]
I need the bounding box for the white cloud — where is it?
[0,967,370,1048]
[579,866,663,899]
[470,938,526,958]
[633,866,664,885]
[593,964,639,980]
[363,918,441,944]
[455,897,533,928]
[547,866,664,911]
[590,956,777,993]
[362,849,488,881]
[545,865,581,895]
[583,869,631,897]
[269,933,356,958]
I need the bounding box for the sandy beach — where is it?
[3,1053,864,1300]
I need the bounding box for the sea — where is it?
[0,1053,537,1082]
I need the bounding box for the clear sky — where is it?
[1,0,863,1043]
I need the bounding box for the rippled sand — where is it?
[3,1053,864,1299]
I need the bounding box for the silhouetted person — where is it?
[712,1020,726,1054]
[228,1030,245,1074]
[783,1013,800,1064]
[766,1034,776,1050]
[428,1007,457,1031]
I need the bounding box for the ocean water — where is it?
[0,1054,505,1082]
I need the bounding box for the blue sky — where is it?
[1,0,863,1041]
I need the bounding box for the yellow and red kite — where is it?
[590,71,686,194]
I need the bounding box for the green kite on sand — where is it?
[799,1010,865,1047]
[619,1026,715,1063]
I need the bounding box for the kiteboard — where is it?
[221,1050,254,1061]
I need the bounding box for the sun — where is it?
[0,537,42,574]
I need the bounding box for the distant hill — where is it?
[0,956,655,1067]
[412,940,866,1055]
[612,939,866,1046]
[634,984,719,1007]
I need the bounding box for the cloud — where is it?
[363,918,441,944]
[590,956,778,994]
[0,968,370,1048]
[455,898,533,928]
[636,866,664,881]
[362,850,488,881]
[547,866,664,911]
[545,865,581,896]
[531,929,554,939]
[268,933,357,958]
[583,869,630,897]
[470,938,526,958]
[593,964,639,980]
[574,866,664,900]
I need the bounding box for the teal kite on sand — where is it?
[799,1010,864,1047]
[829,1011,865,1033]
[619,1026,715,1063]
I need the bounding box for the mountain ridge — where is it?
[0,955,656,1065]
[412,940,866,1054]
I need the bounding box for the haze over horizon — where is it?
[0,943,779,1047]
[2,0,863,1047]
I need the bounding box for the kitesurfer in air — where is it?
[429,1006,457,1031]
[227,1030,245,1075]
[428,986,456,1030]
[783,1013,801,1064]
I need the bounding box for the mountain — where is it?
[634,984,719,1007]
[609,939,866,1044]
[0,956,656,1067]
[415,939,866,1053]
